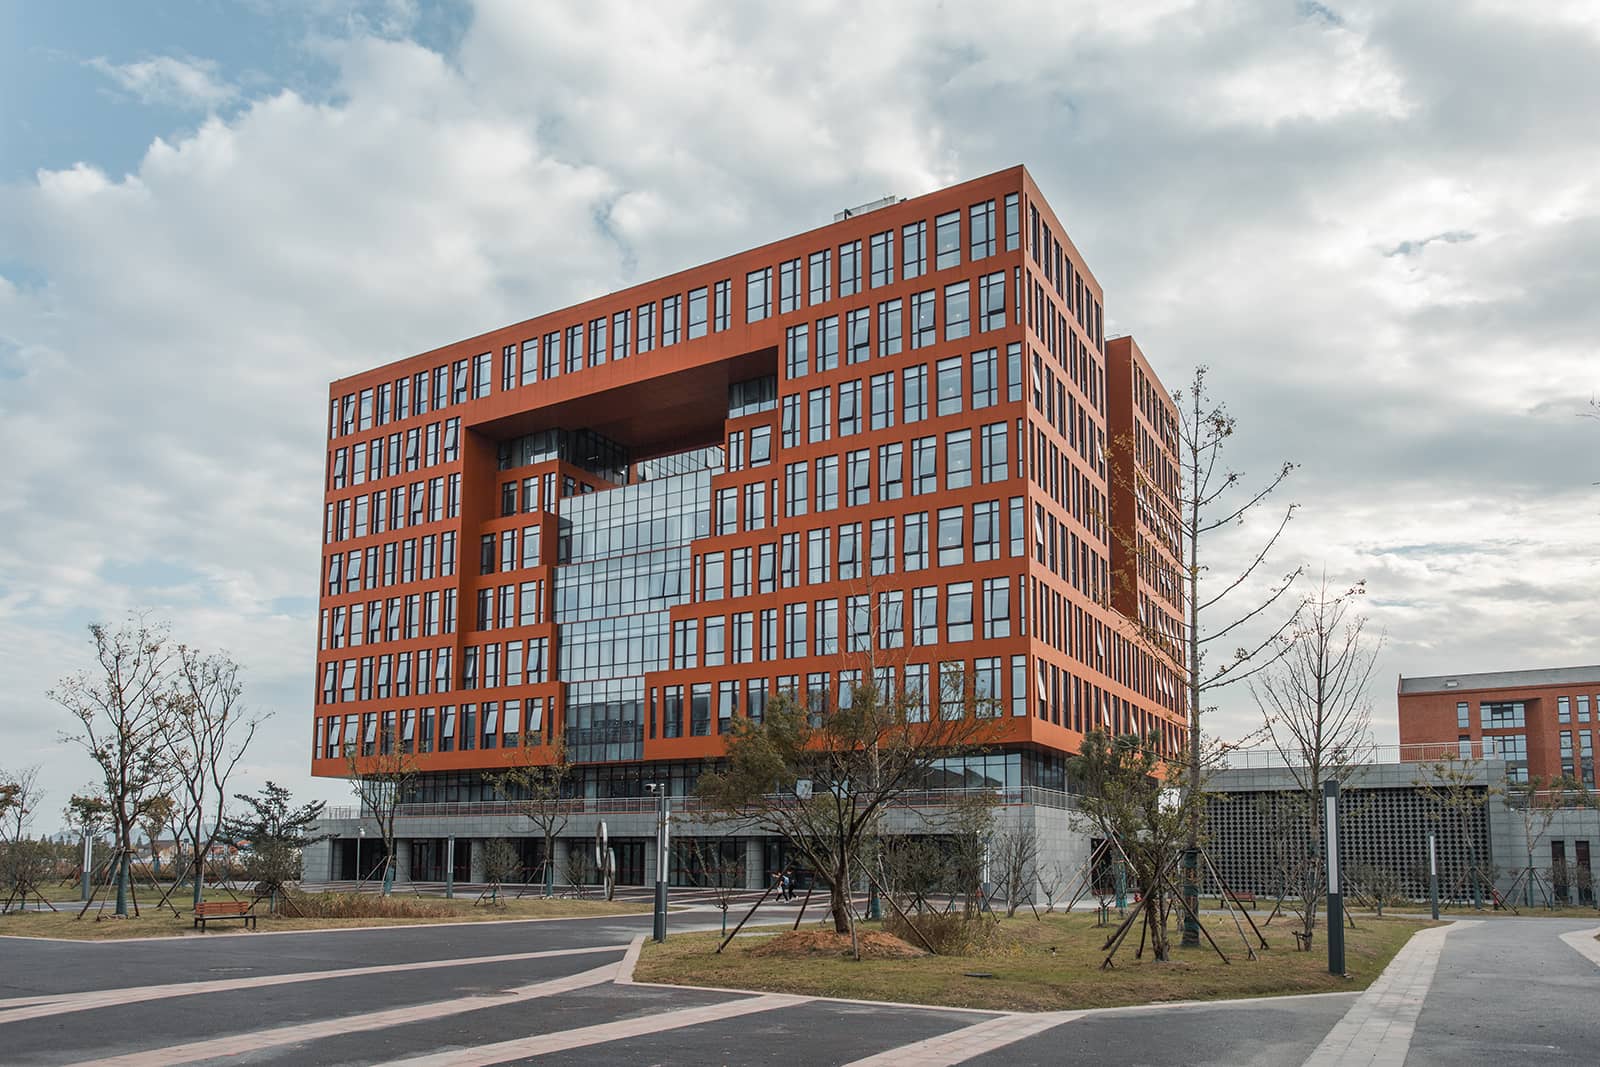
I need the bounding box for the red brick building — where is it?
[311,166,1187,879]
[1398,666,1600,787]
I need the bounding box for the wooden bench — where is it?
[194,900,256,931]
[1219,891,1257,910]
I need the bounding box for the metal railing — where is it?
[319,784,1078,823]
[1218,741,1498,770]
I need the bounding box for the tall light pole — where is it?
[1324,779,1345,977]
[80,831,93,902]
[649,783,669,942]
[1428,830,1440,921]
[357,826,365,887]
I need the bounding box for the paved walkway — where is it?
[0,909,1593,1065]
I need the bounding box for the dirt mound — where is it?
[749,929,926,959]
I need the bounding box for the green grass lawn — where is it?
[0,893,647,940]
[635,911,1434,1013]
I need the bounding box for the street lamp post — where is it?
[649,783,669,942]
[357,826,365,888]
[80,831,92,902]
[1324,779,1345,977]
[1428,831,1440,921]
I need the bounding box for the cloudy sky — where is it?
[2,0,1596,823]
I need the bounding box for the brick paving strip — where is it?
[0,943,627,1025]
[1557,926,1600,969]
[65,961,623,1067]
[839,1010,1086,1067]
[1300,920,1479,1067]
[387,993,814,1067]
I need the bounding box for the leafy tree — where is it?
[1069,731,1203,962]
[222,781,327,911]
[698,670,996,956]
[138,794,176,878]
[51,617,181,917]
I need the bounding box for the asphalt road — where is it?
[0,906,1594,1065]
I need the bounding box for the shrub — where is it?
[282,891,453,919]
[883,909,999,955]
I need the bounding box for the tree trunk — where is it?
[830,869,852,935]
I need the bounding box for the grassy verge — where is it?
[1369,905,1600,920]
[0,894,647,940]
[635,912,1433,1012]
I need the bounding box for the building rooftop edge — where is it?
[1398,664,1600,695]
[330,163,1035,391]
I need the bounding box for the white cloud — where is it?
[87,54,238,110]
[3,0,1598,818]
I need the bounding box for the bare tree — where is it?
[1037,860,1070,914]
[1413,753,1497,907]
[690,841,746,934]
[992,824,1039,918]
[0,766,42,847]
[1503,775,1595,908]
[1,766,51,910]
[137,794,176,880]
[51,617,181,917]
[345,721,420,894]
[698,668,998,957]
[165,647,262,907]
[1112,366,1303,946]
[488,736,574,897]
[1250,574,1381,945]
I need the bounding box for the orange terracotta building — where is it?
[1399,666,1600,787]
[310,165,1187,883]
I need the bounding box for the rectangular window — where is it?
[839,239,862,296]
[786,324,811,379]
[520,338,539,385]
[1004,193,1021,251]
[910,290,936,348]
[912,435,938,495]
[877,299,903,356]
[543,330,562,378]
[779,257,802,313]
[879,589,904,648]
[846,448,870,506]
[936,356,963,416]
[935,210,961,270]
[878,441,904,500]
[747,267,773,322]
[870,372,895,430]
[781,393,801,449]
[903,363,928,423]
[816,455,840,512]
[1559,696,1572,723]
[688,286,709,339]
[870,230,895,287]
[846,307,871,363]
[637,303,655,353]
[565,325,582,373]
[913,586,938,646]
[808,249,832,304]
[904,511,929,571]
[816,315,840,371]
[937,505,965,566]
[981,422,1009,482]
[945,429,972,489]
[946,581,974,642]
[970,199,996,259]
[588,317,607,366]
[714,279,731,331]
[814,598,839,655]
[944,282,971,341]
[661,294,681,345]
[902,220,927,279]
[838,379,862,436]
[983,576,1011,638]
[838,522,862,580]
[807,386,831,443]
[971,348,998,408]
[785,461,809,517]
[784,602,807,658]
[979,272,1006,331]
[973,500,999,561]
[870,516,895,575]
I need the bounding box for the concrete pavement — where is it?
[0,906,1594,1065]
